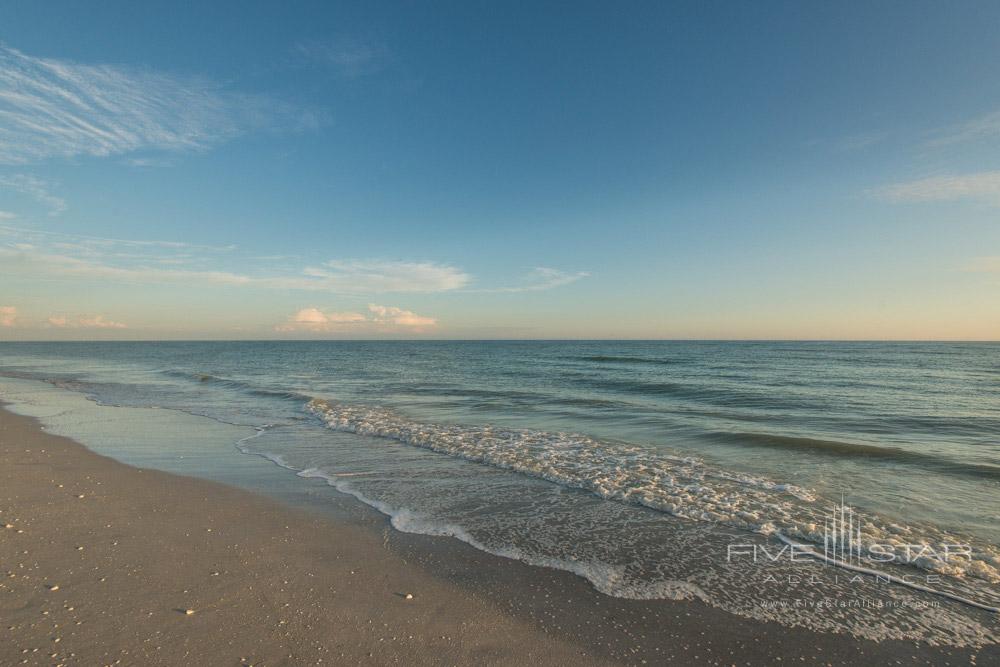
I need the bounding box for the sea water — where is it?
[1,340,998,645]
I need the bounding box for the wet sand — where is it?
[1,405,994,666]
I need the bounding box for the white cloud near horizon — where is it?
[277,304,437,333]
[0,44,320,164]
[872,171,1000,205]
[47,314,127,329]
[367,304,437,328]
[0,305,16,326]
[286,307,368,326]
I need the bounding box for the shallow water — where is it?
[1,340,998,645]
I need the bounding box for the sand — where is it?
[1,404,996,666]
[0,406,599,666]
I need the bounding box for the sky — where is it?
[0,1,998,340]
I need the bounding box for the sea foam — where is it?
[305,397,1000,587]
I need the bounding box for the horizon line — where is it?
[1,338,998,344]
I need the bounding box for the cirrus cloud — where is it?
[872,171,1000,205]
[0,174,66,215]
[0,243,469,295]
[302,259,469,292]
[0,44,320,165]
[467,267,589,293]
[925,110,1000,148]
[0,227,585,304]
[294,37,388,78]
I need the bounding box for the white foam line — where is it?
[234,424,272,448]
[231,446,705,601]
[775,533,1000,613]
[299,468,708,602]
[304,399,1000,585]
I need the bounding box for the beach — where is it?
[2,403,995,666]
[2,3,998,663]
[0,404,598,666]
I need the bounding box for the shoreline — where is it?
[1,404,995,665]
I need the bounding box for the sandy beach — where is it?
[0,404,607,666]
[1,403,995,666]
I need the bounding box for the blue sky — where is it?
[0,1,998,339]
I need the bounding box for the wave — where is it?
[166,369,641,415]
[303,397,1000,585]
[160,369,312,403]
[564,354,679,365]
[566,374,825,411]
[709,431,1000,479]
[152,367,1000,586]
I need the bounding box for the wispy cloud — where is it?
[925,110,1000,148]
[0,210,15,219]
[0,305,16,326]
[277,304,436,334]
[0,227,469,294]
[0,226,584,298]
[474,267,589,293]
[0,44,319,164]
[0,247,254,285]
[0,223,235,253]
[864,107,1000,206]
[872,171,1000,205]
[835,131,889,152]
[294,38,388,78]
[123,156,173,168]
[47,314,127,329]
[303,259,469,292]
[0,174,66,214]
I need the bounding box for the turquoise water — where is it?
[1,341,998,644]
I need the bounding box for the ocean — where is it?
[1,340,998,645]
